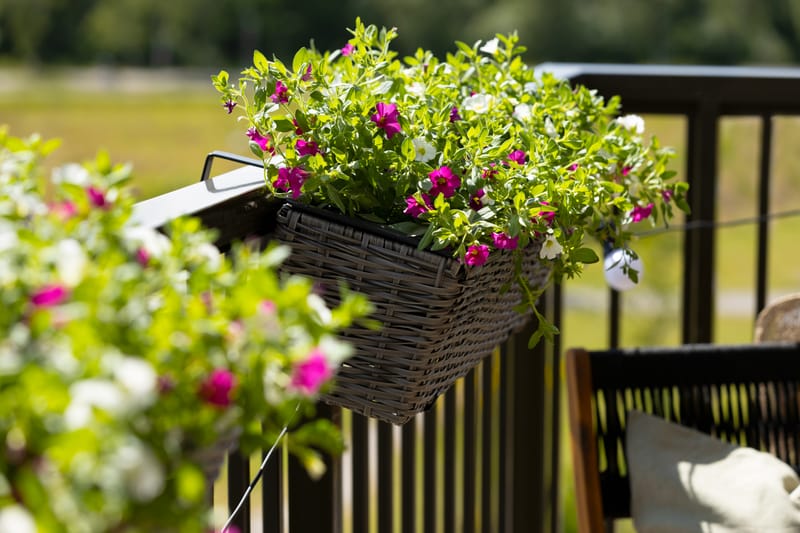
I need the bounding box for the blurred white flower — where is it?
[307,293,332,324]
[124,226,172,260]
[65,379,126,429]
[113,357,157,406]
[115,440,165,502]
[192,242,222,271]
[479,38,499,55]
[616,114,645,135]
[52,163,90,186]
[540,234,563,260]
[407,82,425,97]
[512,103,532,122]
[0,221,17,252]
[462,93,494,114]
[55,239,87,287]
[0,505,36,533]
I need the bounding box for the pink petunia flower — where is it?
[568,163,579,172]
[534,201,556,226]
[198,369,237,408]
[136,247,150,267]
[31,284,69,307]
[631,203,654,222]
[87,186,109,209]
[246,127,274,153]
[290,349,333,396]
[507,150,527,165]
[464,244,490,267]
[621,166,632,177]
[403,194,432,218]
[271,80,289,104]
[341,43,355,56]
[370,102,402,139]
[428,166,460,199]
[274,167,310,199]
[49,200,78,220]
[492,232,519,250]
[295,139,320,157]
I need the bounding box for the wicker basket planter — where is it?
[272,202,551,424]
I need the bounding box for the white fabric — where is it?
[626,410,800,532]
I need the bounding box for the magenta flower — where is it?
[568,163,579,172]
[290,349,333,396]
[157,374,175,394]
[492,232,519,250]
[428,166,460,198]
[621,166,632,176]
[258,299,277,315]
[370,102,402,139]
[31,284,68,307]
[482,163,498,180]
[292,118,304,135]
[507,150,527,165]
[295,139,320,157]
[274,166,310,199]
[246,127,273,153]
[271,80,289,104]
[464,244,490,267]
[301,64,313,82]
[534,201,556,226]
[404,194,432,218]
[136,247,150,267]
[449,106,462,123]
[87,186,109,209]
[469,188,486,211]
[50,200,77,220]
[631,203,654,222]
[223,100,236,114]
[662,189,673,202]
[341,42,355,56]
[198,368,237,408]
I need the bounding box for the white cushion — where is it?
[626,410,800,532]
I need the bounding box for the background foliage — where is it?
[1,0,800,67]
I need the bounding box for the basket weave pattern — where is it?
[273,203,551,424]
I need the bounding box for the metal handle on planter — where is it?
[200,151,263,182]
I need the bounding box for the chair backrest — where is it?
[755,293,800,342]
[564,343,800,533]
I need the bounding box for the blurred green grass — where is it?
[6,69,800,533]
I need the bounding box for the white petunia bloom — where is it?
[115,439,166,502]
[0,505,37,533]
[544,117,558,139]
[123,226,172,260]
[539,234,563,260]
[55,239,87,287]
[52,163,90,186]
[512,103,532,122]
[616,114,645,135]
[307,293,332,324]
[479,38,499,55]
[0,221,17,253]
[407,82,425,97]
[65,379,127,429]
[412,138,436,162]
[192,242,222,271]
[462,93,495,114]
[113,357,158,407]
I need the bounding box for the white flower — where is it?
[524,81,538,94]
[407,82,425,97]
[0,221,18,253]
[616,114,645,135]
[52,163,90,186]
[307,293,332,324]
[539,234,563,260]
[512,103,532,122]
[55,239,87,287]
[462,93,495,114]
[0,505,37,533]
[123,225,172,260]
[113,357,157,406]
[479,38,499,55]
[115,439,165,502]
[65,379,126,429]
[412,138,436,162]
[544,117,558,138]
[192,242,222,271]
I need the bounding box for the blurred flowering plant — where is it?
[0,129,370,532]
[214,18,689,344]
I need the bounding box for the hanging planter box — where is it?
[272,202,551,424]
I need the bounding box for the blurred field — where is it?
[6,67,800,532]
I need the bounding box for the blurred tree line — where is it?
[1,0,799,67]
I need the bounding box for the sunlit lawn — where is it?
[7,68,800,532]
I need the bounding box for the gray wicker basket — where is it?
[272,202,551,424]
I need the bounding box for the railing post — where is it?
[682,101,719,344]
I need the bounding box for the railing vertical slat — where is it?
[401,415,418,531]
[481,351,498,532]
[444,389,456,532]
[261,446,283,533]
[683,102,719,343]
[350,413,370,533]
[463,369,477,533]
[756,113,773,314]
[228,451,251,533]
[377,421,394,532]
[424,406,440,532]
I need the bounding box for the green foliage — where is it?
[216,19,688,345]
[0,128,370,531]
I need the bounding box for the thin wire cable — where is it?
[635,207,800,237]
[221,403,300,533]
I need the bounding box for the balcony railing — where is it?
[131,63,800,532]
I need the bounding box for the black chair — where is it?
[564,343,800,532]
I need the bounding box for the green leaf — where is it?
[571,247,600,264]
[253,50,269,72]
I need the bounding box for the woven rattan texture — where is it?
[272,203,551,424]
[586,344,800,519]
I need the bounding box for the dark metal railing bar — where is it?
[682,103,719,344]
[756,114,774,315]
[549,284,563,533]
[463,369,477,533]
[227,451,251,533]
[377,421,394,533]
[423,405,440,533]
[260,446,283,533]
[444,387,457,533]
[401,415,418,532]
[480,352,496,532]
[350,413,370,533]
[609,289,621,349]
[499,340,511,533]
